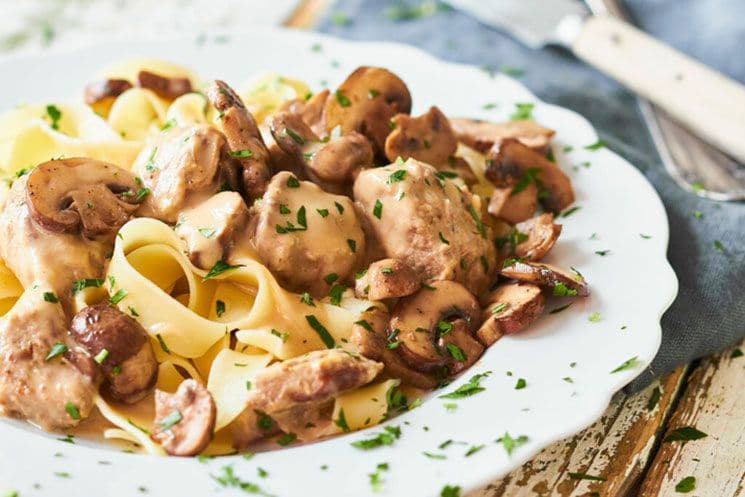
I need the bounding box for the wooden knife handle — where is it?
[572,15,745,164]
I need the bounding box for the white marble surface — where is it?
[0,0,299,54]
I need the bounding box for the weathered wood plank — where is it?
[469,366,688,497]
[638,340,745,497]
[283,0,332,28]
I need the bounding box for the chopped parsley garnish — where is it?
[297,205,307,228]
[511,167,541,196]
[256,411,273,430]
[198,227,216,238]
[640,233,652,239]
[351,426,401,450]
[439,371,491,399]
[71,278,104,295]
[465,444,485,457]
[388,169,407,183]
[316,208,329,217]
[423,451,447,459]
[134,187,150,201]
[663,426,707,442]
[94,348,109,364]
[355,319,374,332]
[368,88,380,99]
[334,408,350,433]
[64,401,81,420]
[491,303,507,314]
[158,410,183,430]
[510,102,534,121]
[380,267,394,275]
[160,118,176,131]
[334,201,345,214]
[229,149,253,158]
[562,377,573,383]
[561,206,582,218]
[568,472,606,481]
[203,260,244,281]
[467,205,486,238]
[286,175,300,188]
[45,342,68,362]
[675,476,696,493]
[595,249,611,256]
[215,300,226,317]
[550,303,573,314]
[436,320,453,335]
[285,128,305,145]
[443,403,457,411]
[714,239,726,252]
[497,432,529,456]
[109,288,128,304]
[128,306,139,317]
[300,292,315,306]
[46,104,62,130]
[324,273,339,285]
[552,282,577,297]
[584,140,607,151]
[610,356,638,373]
[373,199,383,219]
[732,348,744,358]
[347,239,357,253]
[693,210,703,219]
[271,329,289,342]
[145,147,159,172]
[335,89,351,107]
[514,378,527,389]
[587,312,601,322]
[647,386,662,411]
[305,315,335,348]
[43,291,59,303]
[440,485,461,497]
[279,204,291,215]
[156,333,171,354]
[438,232,450,245]
[277,432,297,446]
[328,284,347,306]
[445,343,466,362]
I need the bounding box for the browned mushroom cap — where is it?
[449,118,555,154]
[513,213,562,261]
[205,80,271,200]
[280,89,330,137]
[500,261,589,297]
[84,79,133,105]
[151,379,216,456]
[390,280,482,374]
[485,138,574,213]
[384,106,457,166]
[137,70,192,100]
[26,158,142,240]
[488,184,538,225]
[354,258,420,300]
[324,66,412,154]
[269,111,373,187]
[70,303,158,403]
[477,283,545,346]
[349,307,438,389]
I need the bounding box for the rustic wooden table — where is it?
[285,2,745,496]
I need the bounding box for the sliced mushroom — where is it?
[83,79,133,105]
[477,283,545,346]
[350,307,438,389]
[485,138,574,213]
[70,303,158,404]
[500,261,589,296]
[269,111,373,190]
[26,158,142,241]
[354,258,420,301]
[324,66,412,154]
[384,106,457,166]
[450,118,555,154]
[151,379,216,456]
[205,80,271,200]
[513,213,562,261]
[174,191,250,269]
[280,89,329,137]
[137,70,193,100]
[390,280,482,374]
[487,184,538,225]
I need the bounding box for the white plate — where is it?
[0,28,677,497]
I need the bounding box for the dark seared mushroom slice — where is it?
[269,111,373,188]
[350,307,438,389]
[513,213,562,261]
[384,106,457,166]
[25,158,142,241]
[477,283,545,346]
[488,184,538,225]
[152,379,216,456]
[354,258,420,300]
[449,118,555,154]
[485,138,574,213]
[390,280,483,374]
[205,80,271,200]
[84,79,133,105]
[136,70,193,99]
[324,66,412,154]
[500,261,589,297]
[280,89,330,137]
[70,303,158,404]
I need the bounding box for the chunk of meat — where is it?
[137,70,192,100]
[450,118,555,154]
[84,79,133,105]
[205,80,271,200]
[354,258,420,300]
[0,290,97,430]
[501,261,589,296]
[477,283,545,346]
[152,379,216,456]
[175,191,250,269]
[514,213,561,261]
[485,138,574,213]
[487,184,538,225]
[132,124,241,224]
[251,172,365,297]
[353,158,496,295]
[70,303,157,404]
[384,106,457,166]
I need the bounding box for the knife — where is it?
[447,0,745,167]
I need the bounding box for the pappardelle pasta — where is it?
[0,58,588,456]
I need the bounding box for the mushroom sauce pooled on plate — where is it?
[0,60,587,456]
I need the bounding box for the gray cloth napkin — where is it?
[316,0,745,392]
